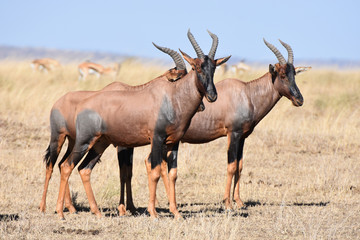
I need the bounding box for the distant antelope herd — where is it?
[39,30,310,220]
[31,58,121,81]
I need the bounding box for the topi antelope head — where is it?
[264,39,304,107]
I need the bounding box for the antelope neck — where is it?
[173,69,204,110]
[246,72,282,123]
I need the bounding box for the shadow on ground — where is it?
[62,194,330,220]
[0,214,19,221]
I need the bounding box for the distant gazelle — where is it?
[31,58,61,72]
[78,61,120,81]
[217,61,250,76]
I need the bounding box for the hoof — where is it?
[234,199,245,209]
[92,212,102,218]
[225,208,234,216]
[127,205,137,215]
[222,198,233,210]
[55,210,65,220]
[149,213,160,221]
[67,206,77,214]
[174,214,183,221]
[147,210,159,219]
[39,206,46,213]
[118,205,127,216]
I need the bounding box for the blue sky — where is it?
[0,0,359,62]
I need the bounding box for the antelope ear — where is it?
[269,64,276,75]
[179,49,194,66]
[215,55,231,66]
[295,66,312,75]
[197,101,205,112]
[269,64,277,82]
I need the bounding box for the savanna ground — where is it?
[0,60,359,239]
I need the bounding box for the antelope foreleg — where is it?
[160,159,170,202]
[223,161,237,210]
[56,159,76,219]
[40,133,67,213]
[232,139,245,208]
[117,147,136,216]
[166,143,181,219]
[40,164,53,212]
[168,167,180,219]
[145,155,169,207]
[232,157,244,208]
[147,138,165,218]
[148,164,161,218]
[56,141,94,219]
[59,140,76,214]
[78,148,102,217]
[223,133,242,211]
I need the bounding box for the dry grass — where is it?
[0,61,359,239]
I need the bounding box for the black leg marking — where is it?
[237,139,245,161]
[117,147,134,167]
[166,142,179,172]
[150,135,166,169]
[77,148,102,171]
[227,132,242,164]
[58,138,75,170]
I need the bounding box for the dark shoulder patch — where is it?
[76,109,107,134]
[154,96,175,137]
[159,96,175,125]
[50,109,66,134]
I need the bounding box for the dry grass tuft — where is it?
[0,61,359,239]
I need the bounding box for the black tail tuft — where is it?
[44,145,51,167]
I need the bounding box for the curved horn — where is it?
[152,42,186,71]
[187,29,204,58]
[207,30,218,60]
[279,39,294,64]
[263,38,286,65]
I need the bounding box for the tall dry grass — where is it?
[0,60,359,239]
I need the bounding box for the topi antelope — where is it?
[31,58,61,72]
[41,44,189,216]
[54,30,230,220]
[120,39,311,212]
[179,39,310,210]
[78,61,120,81]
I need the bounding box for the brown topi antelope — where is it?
[31,58,61,72]
[41,44,189,216]
[78,61,120,81]
[179,39,310,210]
[54,30,230,220]
[120,39,311,212]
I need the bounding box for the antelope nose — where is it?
[206,90,218,102]
[292,95,304,107]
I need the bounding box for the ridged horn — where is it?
[187,29,204,58]
[152,42,186,71]
[263,38,286,65]
[207,30,218,60]
[279,39,294,64]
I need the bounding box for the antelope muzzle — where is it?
[205,89,218,102]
